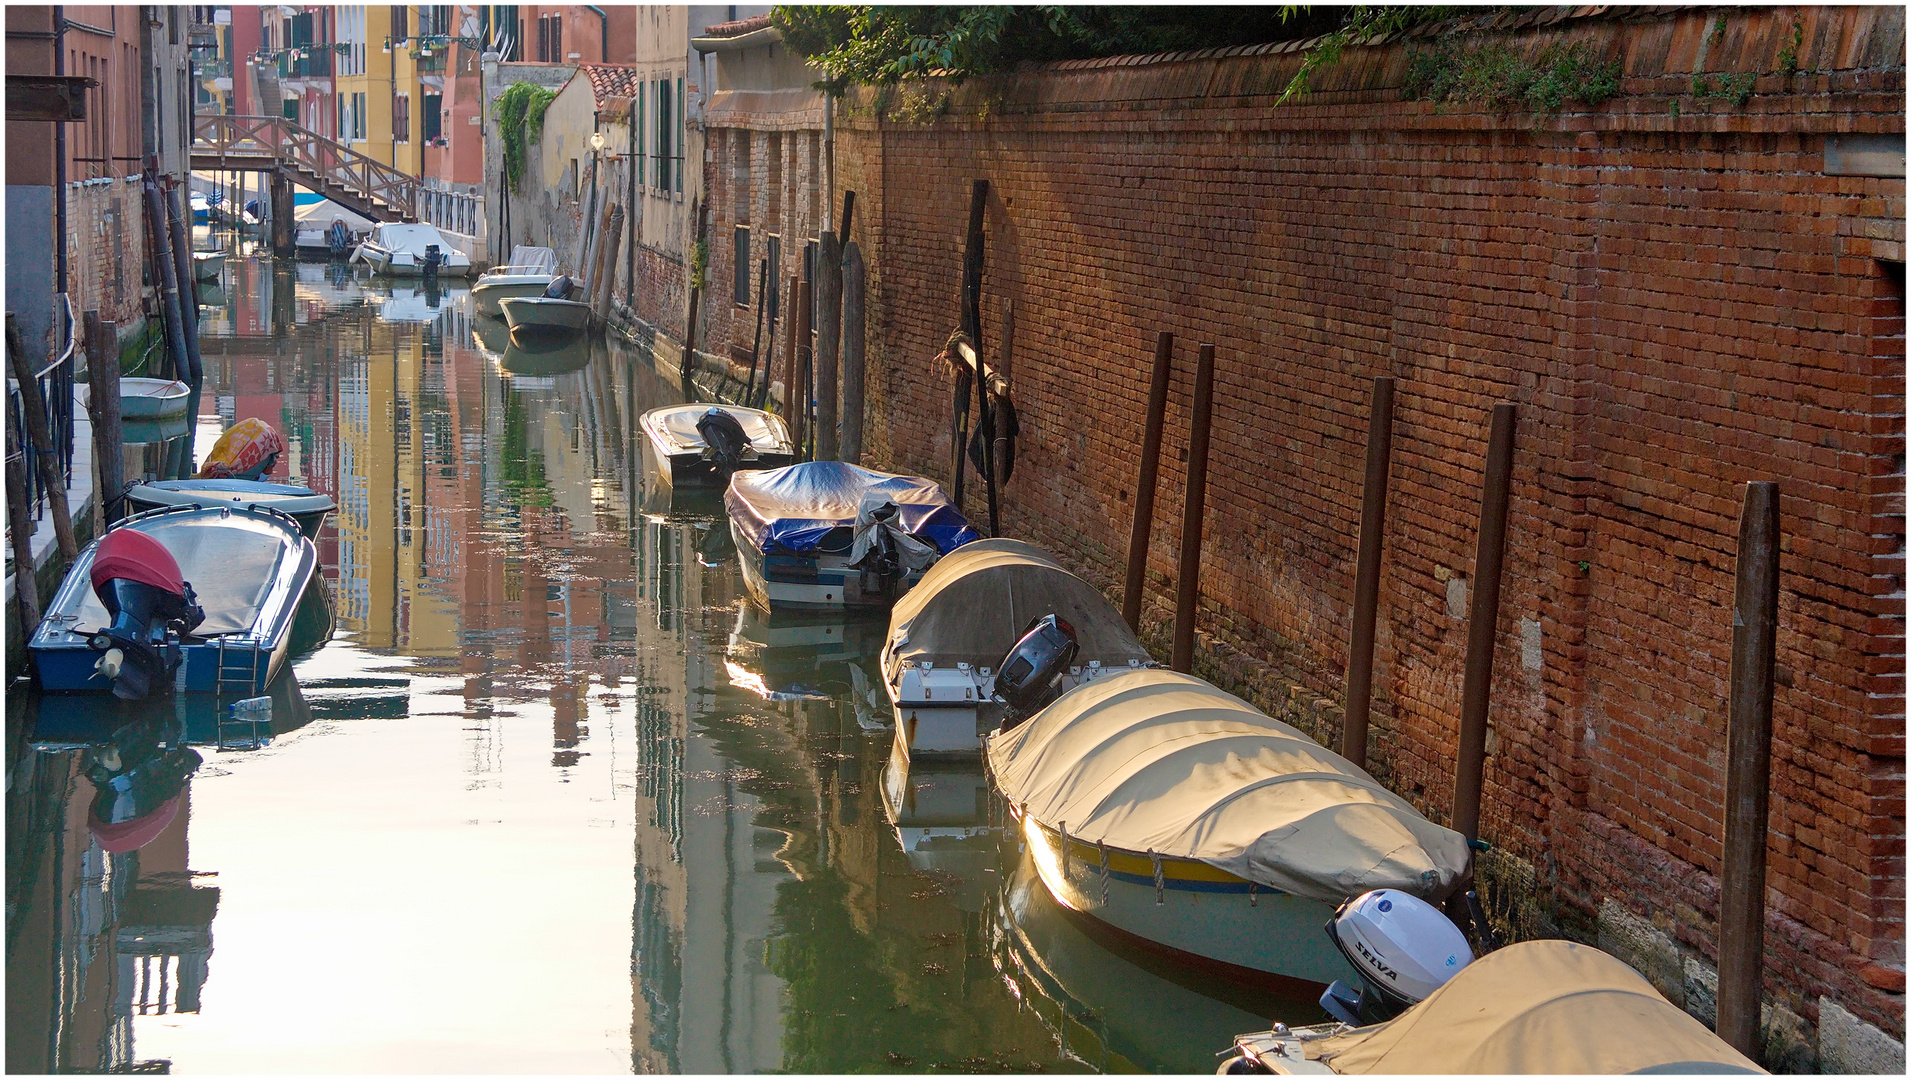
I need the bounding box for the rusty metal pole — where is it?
[1123,331,1174,633]
[1452,402,1516,841]
[1718,481,1780,1057]
[1171,343,1216,673]
[1342,376,1396,769]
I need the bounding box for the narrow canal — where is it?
[7,251,1315,1073]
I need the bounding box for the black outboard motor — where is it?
[422,243,443,281]
[86,528,205,701]
[993,614,1079,728]
[544,274,574,300]
[695,408,752,475]
[853,502,905,597]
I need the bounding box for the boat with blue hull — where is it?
[29,504,320,696]
[725,461,979,613]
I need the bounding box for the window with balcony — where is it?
[423,92,442,143]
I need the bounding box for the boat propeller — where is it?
[86,529,204,701]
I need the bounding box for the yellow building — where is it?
[329,4,458,178]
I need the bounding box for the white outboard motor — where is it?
[1320,889,1472,1026]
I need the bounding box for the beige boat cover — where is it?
[1306,940,1765,1074]
[986,668,1471,904]
[883,539,1152,684]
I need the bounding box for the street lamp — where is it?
[588,131,606,154]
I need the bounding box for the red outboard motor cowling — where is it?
[87,530,203,700]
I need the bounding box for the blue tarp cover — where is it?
[726,461,979,556]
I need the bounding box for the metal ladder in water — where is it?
[212,636,272,751]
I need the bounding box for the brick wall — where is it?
[818,4,1904,1044]
[64,176,149,334]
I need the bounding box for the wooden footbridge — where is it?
[191,115,420,224]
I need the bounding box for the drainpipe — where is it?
[54,5,68,299]
[585,5,608,64]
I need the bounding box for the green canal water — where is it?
[6,252,1314,1073]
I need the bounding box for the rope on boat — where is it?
[1097,841,1110,905]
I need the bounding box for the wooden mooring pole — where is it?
[842,241,866,465]
[1718,481,1780,1057]
[745,257,769,405]
[815,229,841,460]
[6,316,77,562]
[1452,402,1516,841]
[1123,331,1175,633]
[776,273,798,417]
[1170,343,1216,673]
[795,277,813,460]
[6,420,42,636]
[1342,376,1396,769]
[84,311,126,525]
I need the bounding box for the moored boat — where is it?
[191,250,224,281]
[471,245,560,318]
[725,461,979,613]
[125,478,336,539]
[640,403,795,490]
[882,538,1156,757]
[113,377,192,419]
[29,504,321,697]
[986,668,1472,992]
[499,293,592,336]
[1219,939,1764,1074]
[352,222,472,278]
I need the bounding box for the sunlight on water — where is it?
[7,252,1309,1074]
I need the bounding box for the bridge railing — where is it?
[193,115,419,219]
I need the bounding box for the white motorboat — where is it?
[1220,939,1763,1074]
[882,538,1155,757]
[471,245,560,318]
[725,461,980,613]
[293,199,375,257]
[352,222,472,278]
[191,250,224,281]
[498,285,592,335]
[987,668,1472,991]
[125,478,336,539]
[115,378,192,420]
[640,403,796,491]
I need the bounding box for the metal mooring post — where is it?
[1452,402,1516,841]
[1342,376,1396,769]
[1123,331,1175,634]
[1718,481,1780,1058]
[1171,343,1216,673]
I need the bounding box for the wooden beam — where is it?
[6,75,95,121]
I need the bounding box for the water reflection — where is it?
[8,251,1295,1072]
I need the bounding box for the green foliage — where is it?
[1277,5,1459,104]
[1402,39,1622,113]
[1691,69,1756,107]
[771,5,1329,86]
[1778,17,1804,78]
[688,239,708,293]
[494,82,558,194]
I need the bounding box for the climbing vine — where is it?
[494,82,558,194]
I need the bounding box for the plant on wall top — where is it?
[494,81,558,194]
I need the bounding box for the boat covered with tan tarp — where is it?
[987,668,1471,905]
[883,538,1152,681]
[1276,939,1765,1074]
